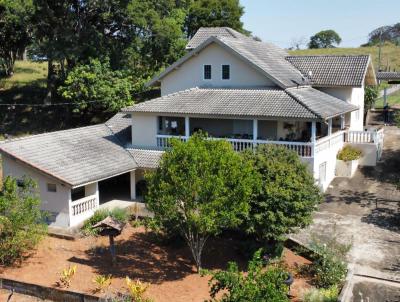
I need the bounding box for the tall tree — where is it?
[185,0,247,38]
[145,134,255,271]
[308,30,342,49]
[0,0,33,76]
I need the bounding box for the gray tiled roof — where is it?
[376,71,400,80]
[286,55,370,87]
[286,87,358,119]
[123,87,357,120]
[0,120,137,187]
[186,27,249,49]
[105,112,132,146]
[148,35,305,89]
[127,149,163,169]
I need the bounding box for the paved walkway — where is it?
[292,126,400,300]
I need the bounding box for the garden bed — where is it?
[0,225,313,302]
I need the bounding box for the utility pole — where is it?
[378,30,383,71]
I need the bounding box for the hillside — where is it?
[289,43,400,72]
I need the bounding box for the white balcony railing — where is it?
[315,130,345,153]
[71,195,98,217]
[156,135,313,157]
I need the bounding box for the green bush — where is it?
[81,208,128,236]
[337,145,362,161]
[203,249,289,302]
[0,176,47,265]
[301,285,339,302]
[306,236,350,288]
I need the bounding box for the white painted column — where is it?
[327,118,332,136]
[185,116,190,139]
[253,119,258,143]
[130,170,136,200]
[94,182,99,209]
[311,121,316,158]
[340,115,345,130]
[311,121,316,142]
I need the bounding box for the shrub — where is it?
[93,274,112,293]
[0,176,47,265]
[337,146,362,161]
[301,285,339,302]
[125,277,152,302]
[81,208,128,236]
[203,250,289,302]
[243,145,322,243]
[306,236,350,288]
[57,265,77,288]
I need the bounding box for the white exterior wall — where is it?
[318,86,365,131]
[2,155,71,227]
[131,113,158,147]
[160,43,276,96]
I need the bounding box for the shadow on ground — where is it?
[68,232,247,284]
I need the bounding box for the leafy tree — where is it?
[0,0,33,76]
[204,249,289,302]
[243,145,322,243]
[0,176,47,265]
[367,23,400,46]
[185,0,247,38]
[364,85,379,111]
[58,58,138,113]
[145,134,255,271]
[308,30,342,49]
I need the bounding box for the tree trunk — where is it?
[184,230,209,272]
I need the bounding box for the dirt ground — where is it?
[0,225,312,302]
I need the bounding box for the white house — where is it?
[0,27,383,228]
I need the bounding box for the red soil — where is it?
[0,225,312,301]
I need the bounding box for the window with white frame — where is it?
[222,64,230,80]
[47,183,57,192]
[203,65,212,80]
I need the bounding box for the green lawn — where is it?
[289,43,400,72]
[375,89,400,108]
[0,60,47,90]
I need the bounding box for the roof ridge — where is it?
[286,54,370,58]
[285,86,321,119]
[0,124,106,145]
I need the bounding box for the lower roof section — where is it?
[123,87,357,121]
[127,149,163,169]
[0,117,137,188]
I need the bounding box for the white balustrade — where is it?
[315,131,345,153]
[71,195,98,216]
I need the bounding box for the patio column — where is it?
[340,115,345,130]
[311,121,316,143]
[253,119,258,143]
[185,116,190,139]
[130,170,136,200]
[328,118,332,136]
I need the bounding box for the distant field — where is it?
[375,89,400,108]
[0,60,47,90]
[289,43,400,72]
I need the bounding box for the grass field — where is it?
[375,89,400,108]
[289,43,400,72]
[0,60,47,90]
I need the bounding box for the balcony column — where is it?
[340,115,345,130]
[328,118,332,136]
[130,170,136,200]
[311,121,316,158]
[253,119,258,144]
[185,116,190,139]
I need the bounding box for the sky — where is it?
[240,0,400,49]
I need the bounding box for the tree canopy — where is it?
[367,23,400,46]
[145,134,255,271]
[243,145,322,243]
[308,30,342,49]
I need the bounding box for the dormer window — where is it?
[222,65,230,80]
[203,65,212,80]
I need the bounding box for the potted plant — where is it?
[336,145,363,177]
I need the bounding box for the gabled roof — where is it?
[127,149,163,169]
[123,87,357,120]
[0,115,137,187]
[286,55,377,87]
[148,36,306,89]
[186,27,249,49]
